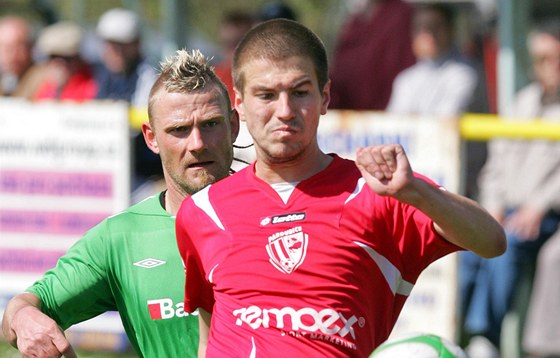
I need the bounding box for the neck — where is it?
[164,186,187,216]
[255,148,332,184]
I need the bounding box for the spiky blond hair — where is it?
[148,49,231,126]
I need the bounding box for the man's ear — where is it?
[229,109,241,143]
[233,87,245,122]
[142,122,160,154]
[320,79,331,115]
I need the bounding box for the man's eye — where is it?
[257,93,275,100]
[293,90,308,97]
[171,126,189,133]
[202,121,219,128]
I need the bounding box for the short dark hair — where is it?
[232,19,328,94]
[415,3,455,30]
[533,17,560,41]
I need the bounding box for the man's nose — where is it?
[187,127,205,152]
[276,92,295,120]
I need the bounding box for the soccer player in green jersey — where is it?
[1,49,240,358]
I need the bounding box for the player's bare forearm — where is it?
[2,293,41,346]
[406,177,506,258]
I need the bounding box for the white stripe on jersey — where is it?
[345,177,366,204]
[192,185,225,230]
[353,241,414,296]
[208,264,219,284]
[249,336,256,358]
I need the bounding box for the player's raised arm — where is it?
[2,292,77,358]
[356,144,506,258]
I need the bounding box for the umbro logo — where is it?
[134,258,166,268]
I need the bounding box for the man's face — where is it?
[234,56,330,164]
[144,88,238,196]
[530,33,560,94]
[102,40,140,73]
[412,10,452,60]
[0,21,32,76]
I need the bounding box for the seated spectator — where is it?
[329,0,415,110]
[0,16,45,99]
[386,3,478,116]
[460,18,560,358]
[521,18,560,358]
[34,21,97,101]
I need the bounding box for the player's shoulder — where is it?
[104,194,168,226]
[204,165,254,195]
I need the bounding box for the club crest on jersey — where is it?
[260,212,306,226]
[266,226,308,274]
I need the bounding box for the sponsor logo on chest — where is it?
[147,298,198,320]
[233,305,364,350]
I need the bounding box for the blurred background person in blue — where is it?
[0,16,45,99]
[94,7,156,108]
[93,7,160,201]
[257,1,297,22]
[329,0,415,110]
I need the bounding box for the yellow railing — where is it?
[129,107,149,130]
[460,113,560,140]
[130,107,560,140]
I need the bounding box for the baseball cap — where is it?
[36,21,82,57]
[97,8,140,43]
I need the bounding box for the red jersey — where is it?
[176,155,459,357]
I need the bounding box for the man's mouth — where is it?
[188,161,213,169]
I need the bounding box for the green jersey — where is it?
[27,193,198,357]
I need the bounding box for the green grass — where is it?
[0,340,138,357]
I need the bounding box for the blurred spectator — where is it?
[329,0,415,110]
[94,7,157,107]
[34,21,97,101]
[214,10,254,104]
[521,18,560,358]
[257,1,297,22]
[93,7,160,199]
[386,3,488,200]
[0,16,45,99]
[460,19,560,358]
[386,3,478,116]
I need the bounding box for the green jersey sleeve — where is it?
[27,220,115,329]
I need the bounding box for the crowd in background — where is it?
[0,1,559,357]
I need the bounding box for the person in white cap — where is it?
[94,8,161,199]
[94,7,156,108]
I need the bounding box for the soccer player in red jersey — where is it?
[176,19,506,357]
